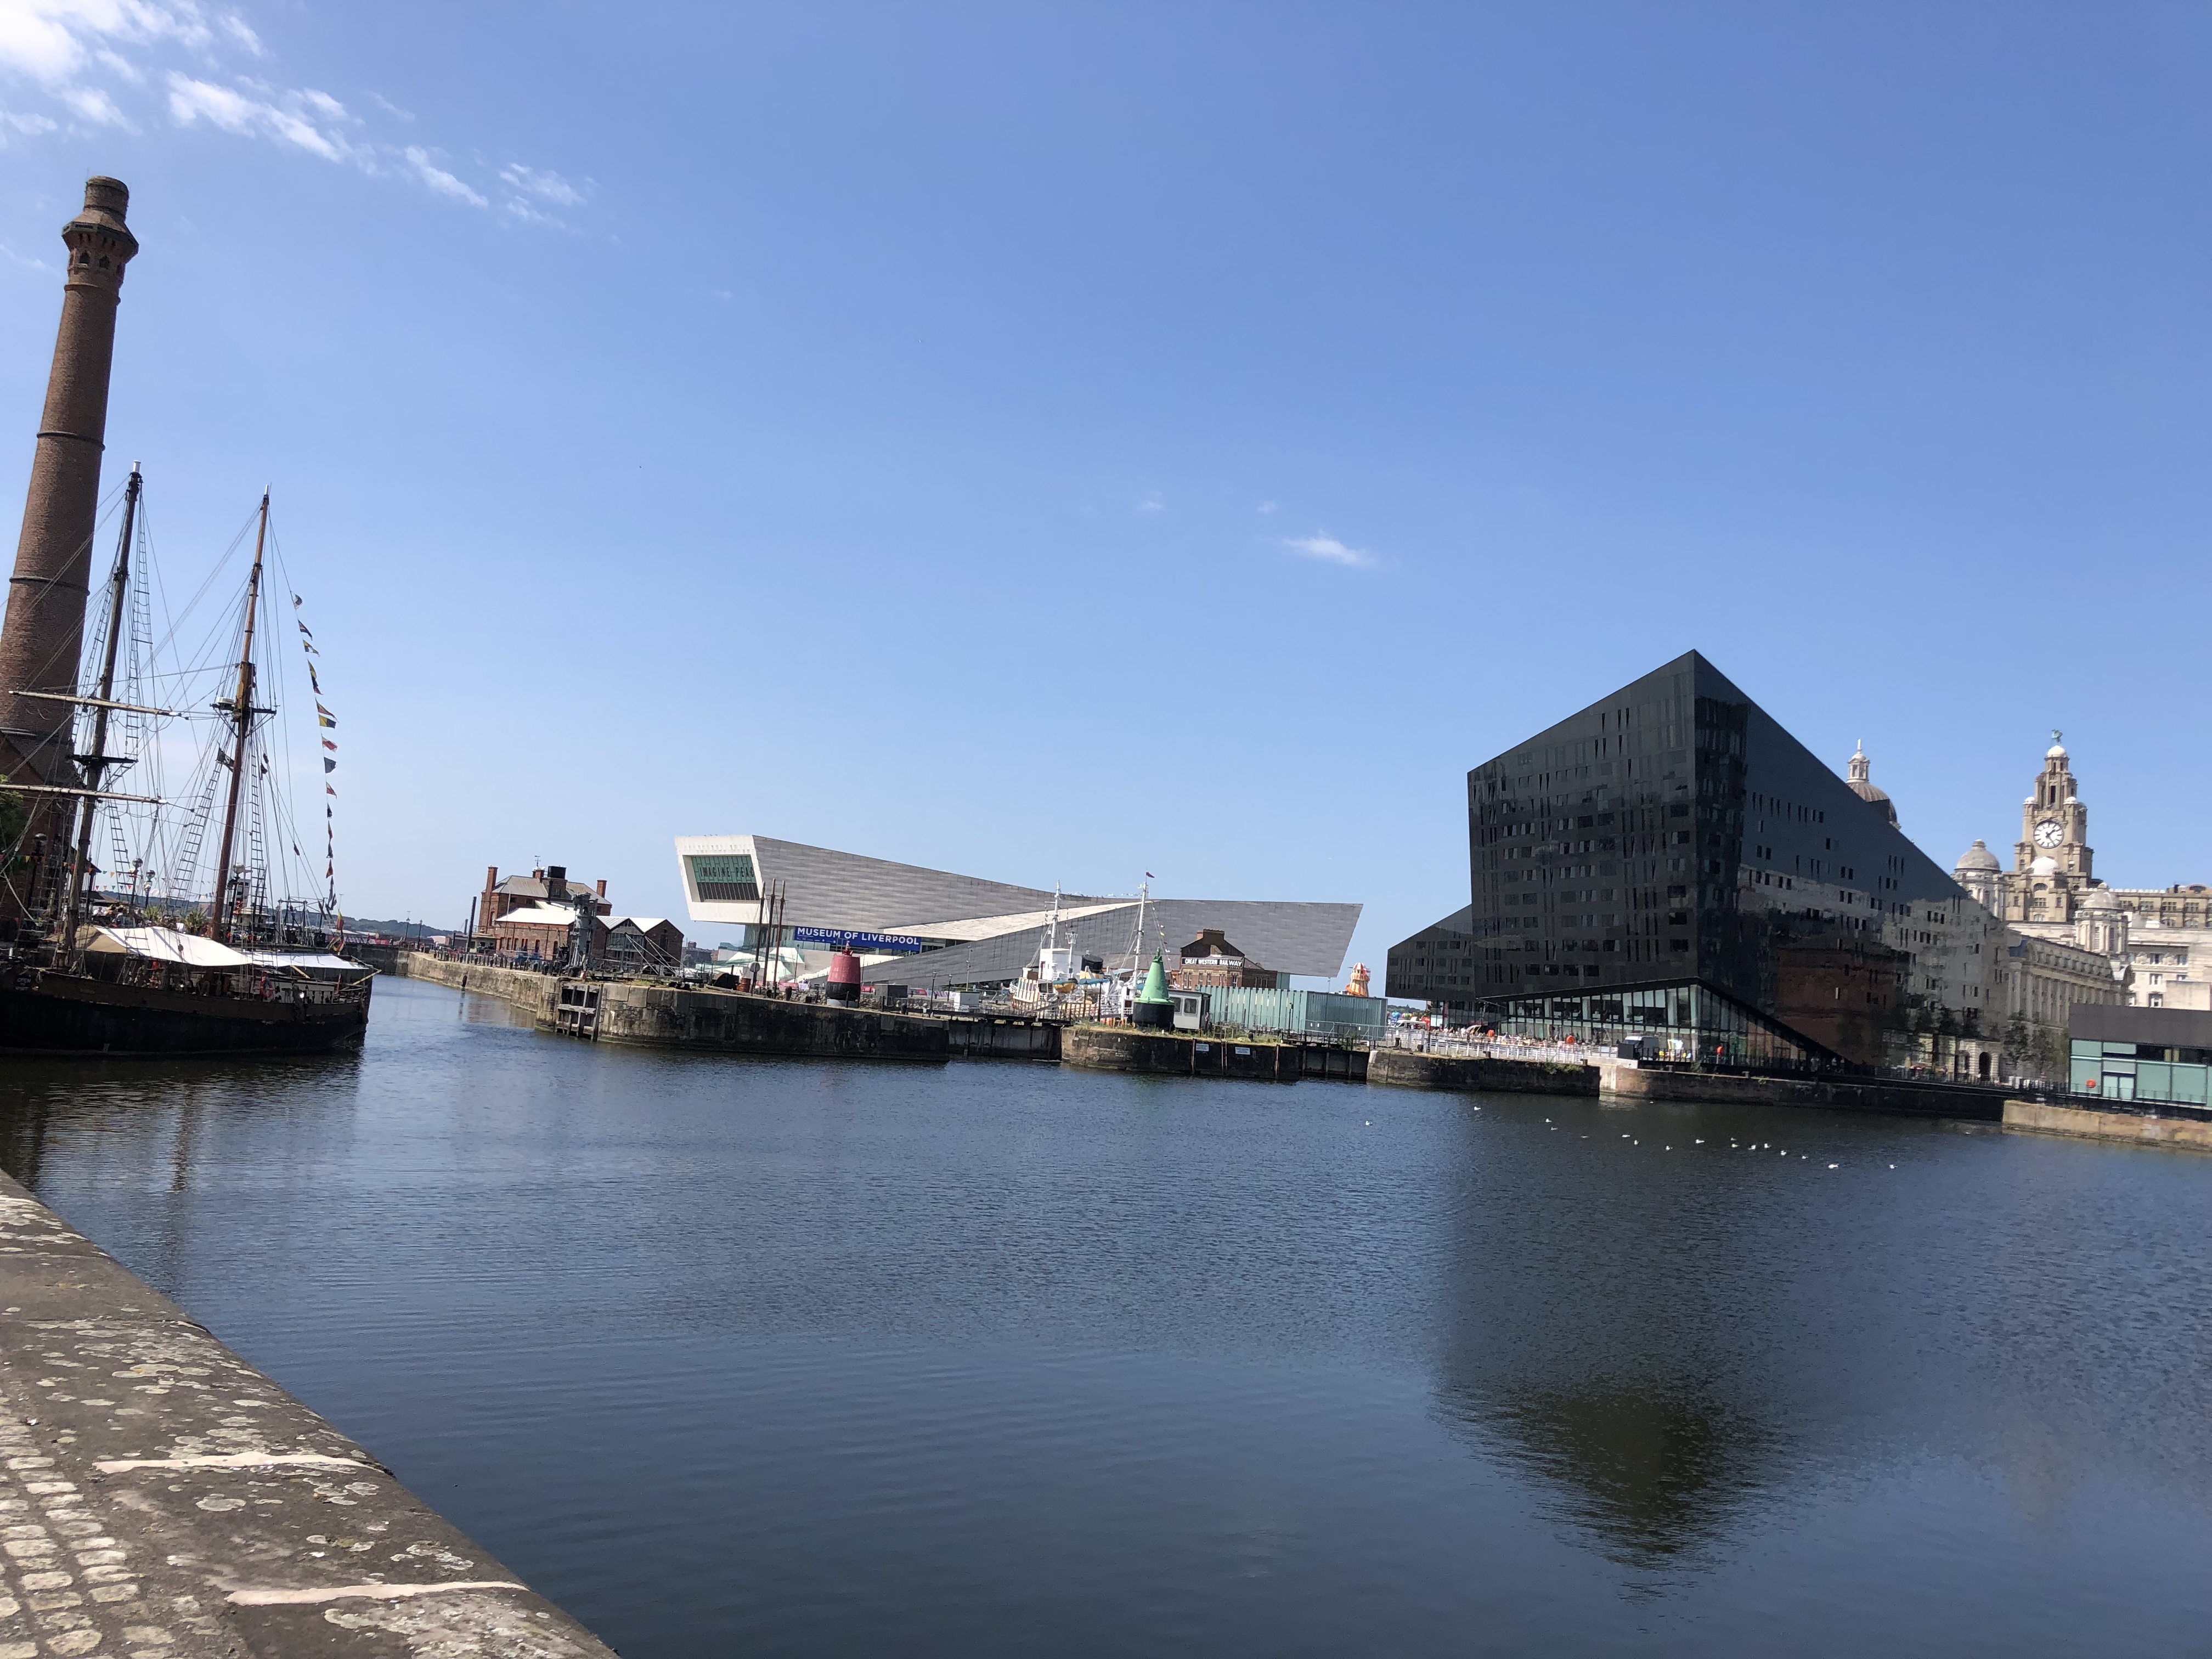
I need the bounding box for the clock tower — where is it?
[2006,733,2094,922]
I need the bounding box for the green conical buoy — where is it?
[1137,952,1171,1004]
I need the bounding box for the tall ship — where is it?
[0,178,370,1055]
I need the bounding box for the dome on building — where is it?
[2047,742,2068,759]
[1954,840,1999,873]
[1844,744,1899,828]
[2081,886,2118,912]
[2030,855,2059,877]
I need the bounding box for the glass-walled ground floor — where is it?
[1481,979,1836,1069]
[2070,1040,2212,1107]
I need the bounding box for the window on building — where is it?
[686,854,759,901]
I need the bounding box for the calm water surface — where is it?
[2,975,2208,1657]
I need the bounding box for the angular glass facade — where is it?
[1439,652,1998,1066]
[1383,905,1475,1015]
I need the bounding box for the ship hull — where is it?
[0,972,371,1056]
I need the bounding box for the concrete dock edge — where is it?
[2001,1098,2212,1153]
[1366,1049,1598,1096]
[0,1170,618,1657]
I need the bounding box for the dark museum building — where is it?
[1386,652,2000,1065]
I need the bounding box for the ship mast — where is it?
[210,492,268,944]
[58,465,140,967]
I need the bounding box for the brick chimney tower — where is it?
[0,177,138,796]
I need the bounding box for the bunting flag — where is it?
[297,592,340,905]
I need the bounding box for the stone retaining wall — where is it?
[1367,1048,1599,1096]
[945,1017,1062,1062]
[1600,1064,2006,1121]
[2002,1098,2212,1152]
[400,954,947,1061]
[391,952,559,1024]
[589,982,947,1061]
[1063,1027,1303,1082]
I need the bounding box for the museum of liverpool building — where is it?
[675,834,1361,992]
[1386,651,2007,1068]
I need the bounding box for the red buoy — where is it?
[825,948,862,1002]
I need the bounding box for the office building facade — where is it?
[1392,652,2004,1066]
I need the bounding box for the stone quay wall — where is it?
[1063,1027,1309,1082]
[586,983,948,1062]
[2002,1098,2212,1153]
[945,1018,1062,1062]
[0,1170,616,1658]
[1599,1064,2007,1122]
[393,953,560,1024]
[1367,1049,1600,1096]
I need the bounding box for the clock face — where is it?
[2034,819,2064,848]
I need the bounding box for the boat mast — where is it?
[1126,878,1148,977]
[58,464,140,967]
[210,492,268,944]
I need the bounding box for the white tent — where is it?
[235,950,360,972]
[76,927,253,968]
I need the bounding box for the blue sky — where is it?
[0,2,2205,971]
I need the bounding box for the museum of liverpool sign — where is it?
[791,927,927,955]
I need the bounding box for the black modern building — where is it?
[1385,652,1997,1066]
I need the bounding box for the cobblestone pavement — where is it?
[0,1175,616,1658]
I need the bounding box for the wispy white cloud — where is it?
[1136,492,1164,514]
[0,105,61,143]
[403,144,484,207]
[215,12,259,54]
[0,3,584,223]
[1255,500,1278,515]
[1284,533,1377,569]
[499,162,583,207]
[167,72,350,160]
[59,80,129,125]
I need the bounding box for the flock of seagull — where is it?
[1351,1106,1901,1170]
[1533,1116,1895,1170]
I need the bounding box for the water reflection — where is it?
[1439,1380,1775,1578]
[458,989,534,1028]
[1427,1101,1825,1582]
[1425,1092,2212,1599]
